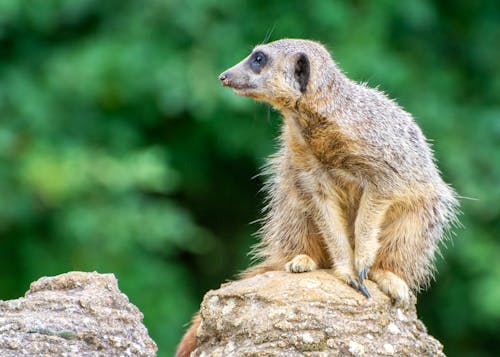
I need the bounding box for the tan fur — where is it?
[285,253,318,273]
[175,314,200,357]
[175,38,459,356]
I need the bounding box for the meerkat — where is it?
[175,39,459,357]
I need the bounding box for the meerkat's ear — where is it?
[294,53,310,93]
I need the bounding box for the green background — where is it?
[0,1,499,356]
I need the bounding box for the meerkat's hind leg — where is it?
[369,269,410,305]
[285,254,318,273]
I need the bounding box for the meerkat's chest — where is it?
[282,113,366,206]
[290,151,363,219]
[284,113,362,173]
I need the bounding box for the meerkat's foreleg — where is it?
[310,180,370,297]
[354,189,390,283]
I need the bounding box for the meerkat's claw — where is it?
[358,265,370,283]
[335,269,372,298]
[358,283,372,298]
[285,254,318,273]
[348,279,372,298]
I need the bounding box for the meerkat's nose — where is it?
[219,72,231,86]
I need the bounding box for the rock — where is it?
[0,271,157,357]
[193,270,445,356]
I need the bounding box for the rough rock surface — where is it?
[0,271,157,357]
[194,270,445,356]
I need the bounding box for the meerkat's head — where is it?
[219,39,336,109]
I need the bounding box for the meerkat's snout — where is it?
[219,72,230,86]
[219,70,240,89]
[218,65,257,98]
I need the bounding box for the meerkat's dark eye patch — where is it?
[294,53,310,93]
[249,51,267,73]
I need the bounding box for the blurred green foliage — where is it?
[0,1,498,356]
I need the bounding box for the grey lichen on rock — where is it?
[193,270,445,356]
[0,271,157,357]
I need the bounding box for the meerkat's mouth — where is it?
[230,84,257,97]
[227,83,256,90]
[232,87,252,95]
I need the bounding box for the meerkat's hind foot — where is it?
[369,269,410,306]
[285,254,318,273]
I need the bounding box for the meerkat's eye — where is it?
[254,53,265,63]
[249,51,267,73]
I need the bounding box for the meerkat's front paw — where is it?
[333,268,371,298]
[356,263,370,284]
[285,254,318,273]
[369,269,410,306]
[354,248,377,284]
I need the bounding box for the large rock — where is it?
[0,271,157,357]
[194,270,444,356]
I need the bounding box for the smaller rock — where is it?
[0,271,157,357]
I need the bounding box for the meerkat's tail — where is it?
[175,313,201,357]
